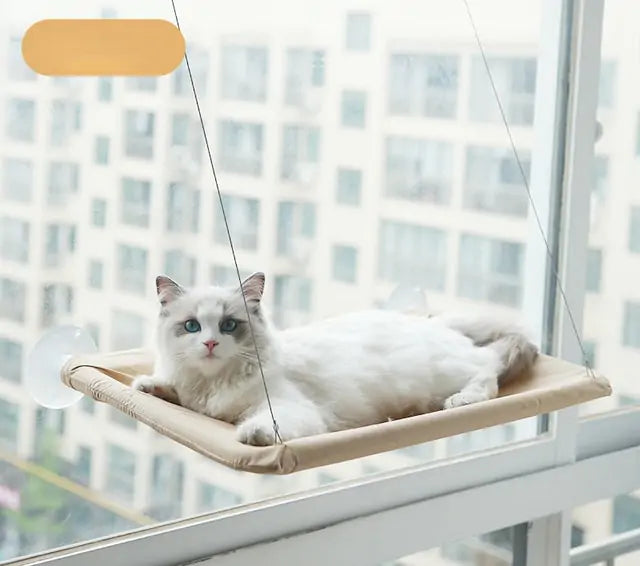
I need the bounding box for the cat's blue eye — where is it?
[184,319,201,333]
[220,318,237,333]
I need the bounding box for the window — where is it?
[197,481,241,513]
[150,455,184,520]
[73,446,92,486]
[613,494,640,534]
[88,260,104,289]
[389,54,459,119]
[221,45,268,101]
[0,278,26,322]
[0,217,29,263]
[336,168,362,205]
[50,100,82,146]
[214,195,260,250]
[95,136,110,164]
[0,338,22,383]
[170,114,202,165]
[41,284,73,327]
[173,49,208,96]
[285,48,325,106]
[210,265,251,287]
[116,244,148,295]
[80,395,96,415]
[44,223,76,267]
[164,250,197,287]
[281,125,321,183]
[0,399,19,452]
[274,275,313,328]
[171,113,190,146]
[1,158,33,202]
[457,234,524,307]
[629,207,640,253]
[469,56,537,125]
[332,245,358,283]
[378,220,447,291]
[121,178,151,228]
[463,146,531,216]
[167,183,200,233]
[623,302,640,349]
[109,406,137,430]
[124,110,155,159]
[86,323,100,349]
[8,36,36,81]
[125,77,157,92]
[97,77,113,101]
[105,444,136,500]
[345,12,371,51]
[6,98,35,142]
[385,137,453,204]
[341,90,367,128]
[111,310,145,350]
[598,60,616,108]
[92,198,107,227]
[586,249,602,293]
[218,120,264,176]
[277,201,316,256]
[583,341,596,368]
[47,162,79,205]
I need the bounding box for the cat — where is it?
[131,272,538,446]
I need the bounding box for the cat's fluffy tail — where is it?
[435,310,539,386]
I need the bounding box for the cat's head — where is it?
[154,272,269,373]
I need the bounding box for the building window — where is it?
[116,244,148,295]
[121,177,151,228]
[0,399,19,452]
[274,275,313,328]
[111,309,145,350]
[0,217,29,263]
[218,120,264,176]
[150,455,184,520]
[44,223,76,267]
[1,158,33,203]
[583,341,596,368]
[171,113,190,146]
[598,60,616,108]
[8,36,36,81]
[6,98,36,142]
[389,54,459,119]
[95,136,110,164]
[469,56,536,126]
[333,245,358,283]
[124,110,155,159]
[88,260,104,289]
[385,137,453,205]
[613,494,640,534]
[80,396,96,414]
[164,250,197,287]
[92,198,107,227]
[41,284,74,328]
[210,265,251,287]
[197,481,241,513]
[0,278,26,323]
[47,161,80,205]
[97,77,113,101]
[378,220,447,291]
[214,195,260,250]
[73,446,93,486]
[285,48,325,106]
[221,45,268,102]
[281,125,321,183]
[105,444,137,501]
[341,90,367,128]
[277,201,316,256]
[50,100,82,146]
[586,249,602,293]
[125,77,157,92]
[173,49,208,96]
[336,168,362,206]
[623,302,640,349]
[345,12,371,51]
[0,338,22,383]
[167,183,200,233]
[458,233,524,307]
[463,146,531,217]
[109,406,137,430]
[629,207,640,253]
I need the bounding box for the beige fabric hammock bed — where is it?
[61,349,611,475]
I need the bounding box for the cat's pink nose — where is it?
[203,340,218,353]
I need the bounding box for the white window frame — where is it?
[25,2,640,566]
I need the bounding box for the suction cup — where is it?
[25,325,97,409]
[385,284,428,315]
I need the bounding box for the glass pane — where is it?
[1,0,552,560]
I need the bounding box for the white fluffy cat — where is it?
[132,272,538,446]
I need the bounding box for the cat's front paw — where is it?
[131,376,180,404]
[236,417,280,446]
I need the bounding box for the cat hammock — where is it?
[60,350,611,474]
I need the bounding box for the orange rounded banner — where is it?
[22,19,185,76]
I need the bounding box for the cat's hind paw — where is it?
[443,390,489,409]
[236,417,280,446]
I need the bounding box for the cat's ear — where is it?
[238,272,265,304]
[156,275,184,306]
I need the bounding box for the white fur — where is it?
[132,274,537,446]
